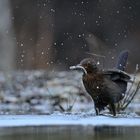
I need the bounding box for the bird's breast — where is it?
[82,74,104,98]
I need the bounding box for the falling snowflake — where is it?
[97,61,100,65]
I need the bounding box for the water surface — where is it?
[0,125,140,140]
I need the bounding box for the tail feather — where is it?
[116,50,128,71]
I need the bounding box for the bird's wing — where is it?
[102,69,131,82]
[116,50,129,71]
[102,78,124,103]
[102,69,131,97]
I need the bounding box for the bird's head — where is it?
[70,58,98,75]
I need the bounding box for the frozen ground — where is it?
[0,113,140,128]
[0,70,140,115]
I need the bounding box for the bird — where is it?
[70,50,131,116]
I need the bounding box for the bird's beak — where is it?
[70,65,87,75]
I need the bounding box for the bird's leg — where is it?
[109,103,116,116]
[95,107,99,115]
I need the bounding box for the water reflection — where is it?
[0,126,140,140]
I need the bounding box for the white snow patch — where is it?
[0,114,140,128]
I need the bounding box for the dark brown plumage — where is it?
[70,51,131,116]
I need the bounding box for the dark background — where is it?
[0,0,140,72]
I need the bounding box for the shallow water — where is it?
[0,114,140,140]
[0,126,140,140]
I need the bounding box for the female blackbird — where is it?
[70,51,131,116]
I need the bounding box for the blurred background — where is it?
[0,0,140,72]
[1,3,140,140]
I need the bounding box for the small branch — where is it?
[86,52,106,58]
[121,81,140,110]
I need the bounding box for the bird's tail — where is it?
[116,50,129,71]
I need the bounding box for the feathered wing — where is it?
[116,50,129,71]
[103,50,130,94]
[103,69,131,82]
[103,69,131,93]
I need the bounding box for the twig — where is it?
[86,52,106,58]
[119,64,139,108]
[121,81,140,110]
[67,96,78,112]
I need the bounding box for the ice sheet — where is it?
[0,114,140,127]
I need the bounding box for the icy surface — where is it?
[0,113,140,128]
